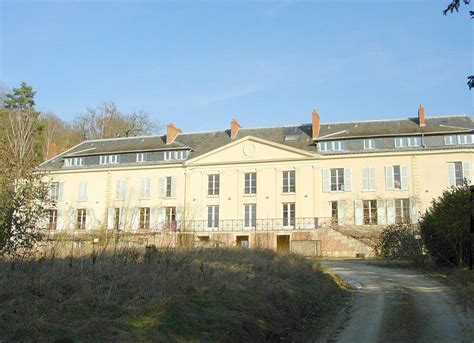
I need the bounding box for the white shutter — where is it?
[385,166,394,190]
[369,167,376,191]
[410,198,418,224]
[447,163,456,187]
[58,182,64,201]
[344,168,352,192]
[322,169,330,192]
[56,210,64,231]
[68,208,76,231]
[362,167,369,191]
[85,209,93,230]
[119,209,125,230]
[158,177,165,198]
[386,199,395,225]
[131,208,139,231]
[107,208,114,230]
[150,207,158,230]
[377,200,386,225]
[354,200,363,226]
[337,200,346,226]
[158,208,166,230]
[462,161,471,183]
[401,166,409,190]
[171,177,177,198]
[78,181,88,200]
[116,180,126,200]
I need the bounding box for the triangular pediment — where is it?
[186,136,316,165]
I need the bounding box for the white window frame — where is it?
[447,162,470,187]
[444,135,457,145]
[244,204,256,229]
[207,205,219,228]
[164,151,173,160]
[319,140,344,152]
[395,199,410,224]
[407,136,421,147]
[395,137,407,148]
[282,202,295,228]
[458,134,473,145]
[244,172,257,195]
[208,174,220,196]
[48,209,58,230]
[363,139,376,150]
[50,182,60,201]
[66,157,84,167]
[136,152,148,163]
[77,209,87,230]
[282,171,295,193]
[330,168,345,191]
[363,200,378,225]
[139,207,151,230]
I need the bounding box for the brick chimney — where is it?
[418,104,426,127]
[312,109,320,139]
[230,118,241,139]
[166,123,182,144]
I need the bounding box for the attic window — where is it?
[284,135,299,142]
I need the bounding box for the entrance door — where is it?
[277,235,290,254]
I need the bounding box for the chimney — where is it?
[230,118,241,139]
[312,109,320,139]
[418,105,426,127]
[166,123,182,144]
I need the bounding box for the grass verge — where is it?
[0,247,348,342]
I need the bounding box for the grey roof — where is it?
[39,115,473,170]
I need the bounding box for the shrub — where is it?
[376,223,424,264]
[419,183,470,267]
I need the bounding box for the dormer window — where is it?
[100,155,120,165]
[136,153,148,163]
[319,141,344,152]
[65,157,84,167]
[164,150,188,161]
[284,135,299,142]
[395,136,421,148]
[458,134,473,145]
[363,139,376,150]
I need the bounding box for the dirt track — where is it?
[318,260,474,343]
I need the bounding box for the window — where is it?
[363,139,376,150]
[48,209,58,230]
[164,151,172,160]
[319,141,344,152]
[113,208,120,230]
[282,203,295,227]
[136,153,148,163]
[244,204,256,229]
[363,200,377,225]
[362,167,376,191]
[140,177,151,199]
[165,176,172,197]
[444,135,457,145]
[447,162,470,187]
[385,165,408,190]
[395,137,421,148]
[395,199,410,224]
[165,207,177,230]
[208,174,220,196]
[207,206,219,228]
[139,207,150,230]
[65,157,84,167]
[78,181,88,201]
[331,201,338,225]
[282,171,295,193]
[77,209,86,230]
[394,137,406,148]
[284,135,299,141]
[50,182,60,201]
[116,179,127,200]
[164,150,188,160]
[244,172,257,195]
[100,155,119,165]
[458,134,473,145]
[330,168,345,191]
[407,137,421,147]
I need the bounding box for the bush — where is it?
[419,183,470,267]
[376,223,424,264]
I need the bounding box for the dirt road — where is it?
[318,260,474,343]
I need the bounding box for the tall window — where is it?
[282,203,295,227]
[363,200,377,225]
[136,153,148,163]
[50,182,60,201]
[386,165,408,190]
[330,168,345,191]
[331,201,338,225]
[447,162,466,187]
[244,172,257,194]
[113,208,120,230]
[77,209,86,230]
[207,206,219,228]
[395,199,410,224]
[78,181,88,201]
[363,139,376,150]
[165,176,173,197]
[48,209,58,230]
[282,171,295,193]
[244,204,256,229]
[208,174,220,196]
[139,207,150,230]
[165,207,177,230]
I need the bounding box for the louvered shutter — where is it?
[386,199,395,225]
[377,200,386,225]
[57,210,64,231]
[107,208,114,230]
[171,177,177,198]
[369,167,376,191]
[354,200,363,226]
[131,208,139,231]
[322,169,330,192]
[68,208,76,231]
[119,209,125,230]
[401,166,409,190]
[338,201,346,226]
[410,198,418,224]
[150,207,158,230]
[462,161,471,183]
[362,167,369,191]
[385,166,394,190]
[447,163,455,187]
[58,182,64,201]
[158,208,166,230]
[344,168,352,192]
[158,177,165,198]
[85,209,93,230]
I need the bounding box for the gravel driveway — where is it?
[318,260,474,343]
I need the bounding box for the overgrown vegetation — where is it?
[0,247,348,342]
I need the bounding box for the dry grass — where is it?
[0,246,348,342]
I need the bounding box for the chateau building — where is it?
[39,106,473,256]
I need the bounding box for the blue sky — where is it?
[1,0,472,132]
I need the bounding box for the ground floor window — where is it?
[140,207,150,230]
[331,201,338,225]
[244,204,256,229]
[77,209,86,230]
[395,199,410,224]
[207,205,219,228]
[48,209,58,230]
[165,206,177,229]
[282,203,295,227]
[363,200,377,225]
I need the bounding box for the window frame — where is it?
[444,135,457,145]
[48,209,58,230]
[458,134,473,145]
[363,139,376,150]
[136,153,148,163]
[363,200,378,225]
[282,202,295,227]
[208,174,220,196]
[395,199,410,224]
[244,172,257,195]
[139,207,150,230]
[282,171,296,193]
[207,205,219,228]
[330,168,345,192]
[244,203,257,229]
[76,209,86,230]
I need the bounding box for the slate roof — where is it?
[39,115,473,170]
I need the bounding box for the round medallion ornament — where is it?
[243,143,256,157]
